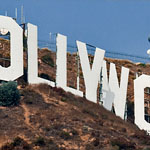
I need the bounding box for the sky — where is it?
[1,0,150,57]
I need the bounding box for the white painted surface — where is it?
[147,49,150,55]
[76,40,105,103]
[56,34,67,88]
[1,15,150,133]
[27,23,55,87]
[134,75,150,133]
[102,61,129,119]
[102,60,114,110]
[56,34,83,97]
[110,64,129,119]
[77,76,80,91]
[0,16,23,81]
[64,86,83,97]
[0,28,8,35]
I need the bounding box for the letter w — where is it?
[102,61,129,119]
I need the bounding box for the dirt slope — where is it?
[0,84,150,150]
[1,38,150,149]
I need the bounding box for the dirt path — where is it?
[21,103,33,129]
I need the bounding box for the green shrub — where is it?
[39,73,51,80]
[39,73,55,82]
[111,138,135,149]
[0,81,20,106]
[61,97,67,102]
[1,137,31,150]
[11,137,23,146]
[41,55,54,67]
[60,131,71,140]
[71,129,78,136]
[139,63,146,67]
[34,136,45,146]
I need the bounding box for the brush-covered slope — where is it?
[0,84,150,150]
[1,38,150,149]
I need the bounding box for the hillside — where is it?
[0,84,150,150]
[0,38,150,149]
[1,38,150,102]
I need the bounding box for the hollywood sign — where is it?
[0,15,149,133]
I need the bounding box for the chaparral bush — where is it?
[34,136,45,146]
[39,73,55,82]
[41,54,54,67]
[0,81,20,106]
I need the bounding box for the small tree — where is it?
[0,81,20,106]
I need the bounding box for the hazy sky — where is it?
[1,0,150,57]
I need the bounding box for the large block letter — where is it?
[0,16,23,81]
[102,61,129,119]
[134,75,150,133]
[56,34,67,88]
[102,61,114,110]
[76,41,105,103]
[27,23,55,86]
[56,34,83,97]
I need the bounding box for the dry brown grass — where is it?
[1,38,150,149]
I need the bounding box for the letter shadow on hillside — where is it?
[102,89,115,113]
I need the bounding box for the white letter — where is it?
[56,34,67,88]
[76,41,105,103]
[102,60,113,110]
[102,61,129,119]
[27,23,55,87]
[56,34,83,97]
[0,16,23,81]
[134,74,150,133]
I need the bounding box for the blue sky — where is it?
[1,0,150,57]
